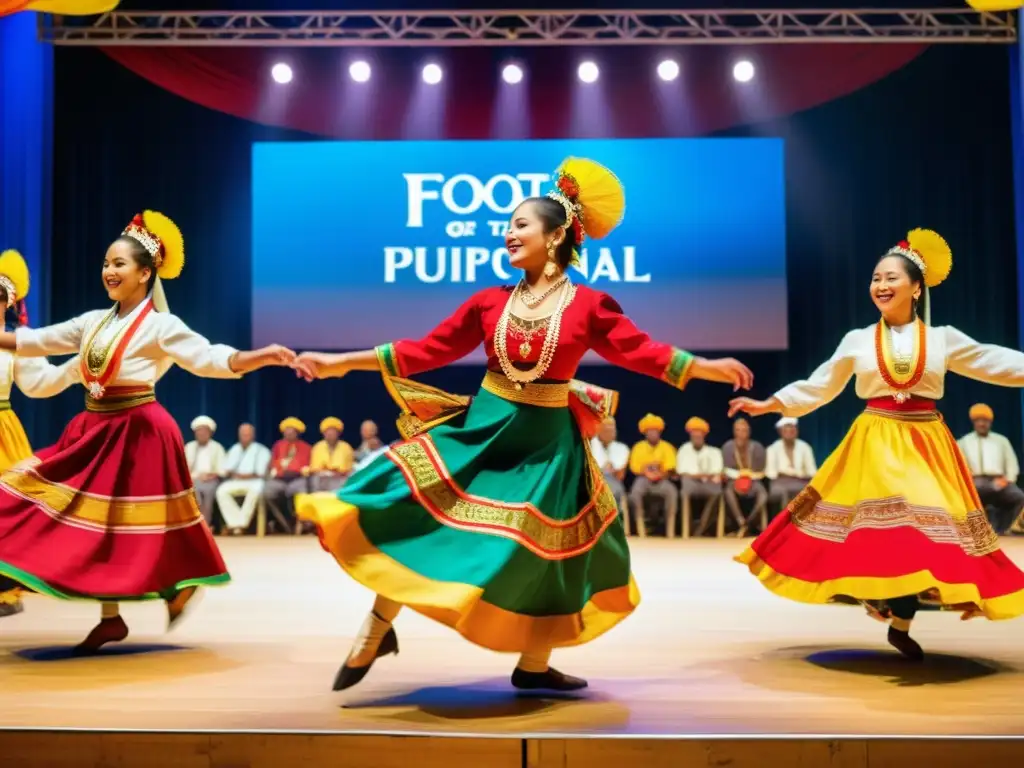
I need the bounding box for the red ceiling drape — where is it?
[103,44,926,138]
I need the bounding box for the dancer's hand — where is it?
[727,397,781,418]
[292,351,345,382]
[230,345,296,374]
[258,344,297,367]
[690,357,754,391]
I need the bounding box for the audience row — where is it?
[182,401,1024,538]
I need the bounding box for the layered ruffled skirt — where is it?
[296,371,638,654]
[736,397,1024,620]
[0,389,230,605]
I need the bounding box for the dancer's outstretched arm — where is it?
[730,330,858,419]
[587,291,753,391]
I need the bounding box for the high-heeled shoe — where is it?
[332,617,399,691]
[887,626,924,661]
[73,615,129,655]
[511,666,588,692]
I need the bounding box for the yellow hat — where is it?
[684,417,709,434]
[638,413,665,433]
[969,403,994,422]
[320,417,343,433]
[0,250,30,306]
[279,417,306,434]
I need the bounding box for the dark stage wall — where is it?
[26,45,1019,459]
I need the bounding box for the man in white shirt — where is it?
[766,417,817,514]
[676,417,724,537]
[958,403,1024,534]
[590,417,630,502]
[184,415,226,527]
[216,423,272,534]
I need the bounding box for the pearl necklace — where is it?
[519,276,568,310]
[494,280,575,389]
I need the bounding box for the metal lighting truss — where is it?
[39,8,1016,47]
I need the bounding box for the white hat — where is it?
[775,417,798,429]
[190,415,217,433]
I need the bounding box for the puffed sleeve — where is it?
[376,291,485,378]
[15,311,103,357]
[14,355,81,398]
[588,292,694,389]
[945,326,1024,387]
[774,330,858,417]
[157,314,241,379]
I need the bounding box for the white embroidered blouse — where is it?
[775,322,1024,418]
[14,300,241,390]
[0,349,79,401]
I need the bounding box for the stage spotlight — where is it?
[422,63,443,85]
[657,59,680,82]
[733,60,755,83]
[271,63,293,85]
[502,63,524,85]
[349,61,371,83]
[577,61,599,83]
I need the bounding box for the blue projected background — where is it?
[252,137,788,356]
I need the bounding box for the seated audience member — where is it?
[264,417,313,532]
[354,419,384,464]
[722,418,768,535]
[590,417,630,526]
[765,417,817,514]
[304,417,355,493]
[958,403,1024,534]
[184,415,226,527]
[628,413,677,537]
[216,423,272,534]
[676,417,724,536]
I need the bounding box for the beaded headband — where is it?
[0,276,15,308]
[122,215,165,269]
[886,241,927,277]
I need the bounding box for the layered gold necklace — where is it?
[494,280,576,389]
[875,318,926,404]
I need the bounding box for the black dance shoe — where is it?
[887,626,925,661]
[511,667,588,692]
[333,625,399,691]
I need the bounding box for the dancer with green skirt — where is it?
[292,157,754,692]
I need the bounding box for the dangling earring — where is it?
[543,241,559,278]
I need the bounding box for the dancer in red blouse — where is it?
[292,157,753,692]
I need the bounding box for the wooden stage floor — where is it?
[1,537,1024,766]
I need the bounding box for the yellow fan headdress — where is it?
[547,157,626,266]
[122,210,184,313]
[0,249,30,308]
[896,229,952,289]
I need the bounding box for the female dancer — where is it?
[729,229,1024,659]
[293,157,754,691]
[0,211,295,652]
[0,249,80,617]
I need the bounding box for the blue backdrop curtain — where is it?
[0,12,53,443]
[1012,17,1024,448]
[33,44,1020,460]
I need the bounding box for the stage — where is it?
[2,537,1023,766]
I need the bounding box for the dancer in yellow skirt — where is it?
[729,229,1024,660]
[0,250,79,617]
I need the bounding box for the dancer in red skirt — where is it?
[0,211,295,653]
